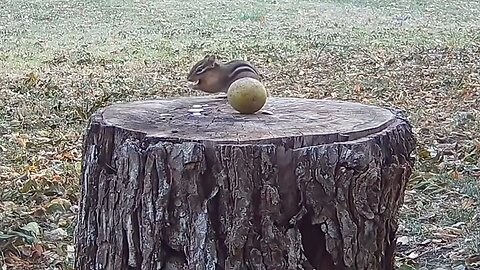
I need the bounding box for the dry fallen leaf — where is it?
[407,251,420,259]
[419,239,432,245]
[397,236,410,245]
[451,169,461,180]
[354,83,362,93]
[465,254,480,265]
[433,232,461,240]
[460,198,475,209]
[15,134,29,148]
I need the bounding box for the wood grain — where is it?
[101,96,395,145]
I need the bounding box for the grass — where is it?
[0,0,479,269]
[1,0,478,71]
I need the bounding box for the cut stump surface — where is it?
[101,96,396,144]
[75,96,416,270]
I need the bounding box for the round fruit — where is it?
[227,78,267,114]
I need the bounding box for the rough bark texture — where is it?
[75,96,416,270]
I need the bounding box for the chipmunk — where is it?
[186,55,261,94]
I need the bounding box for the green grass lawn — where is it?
[0,0,479,269]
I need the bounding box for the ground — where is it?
[0,0,479,269]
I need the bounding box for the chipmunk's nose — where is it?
[187,74,197,82]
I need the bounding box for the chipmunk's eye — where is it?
[195,66,207,75]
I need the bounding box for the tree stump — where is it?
[75,96,416,270]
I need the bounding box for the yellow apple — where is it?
[227,78,267,114]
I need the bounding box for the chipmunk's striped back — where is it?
[187,55,261,93]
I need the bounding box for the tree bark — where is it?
[75,96,416,270]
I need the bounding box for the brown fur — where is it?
[187,55,260,93]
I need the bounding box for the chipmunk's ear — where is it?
[205,54,215,61]
[205,54,218,67]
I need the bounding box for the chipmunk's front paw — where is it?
[187,81,200,90]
